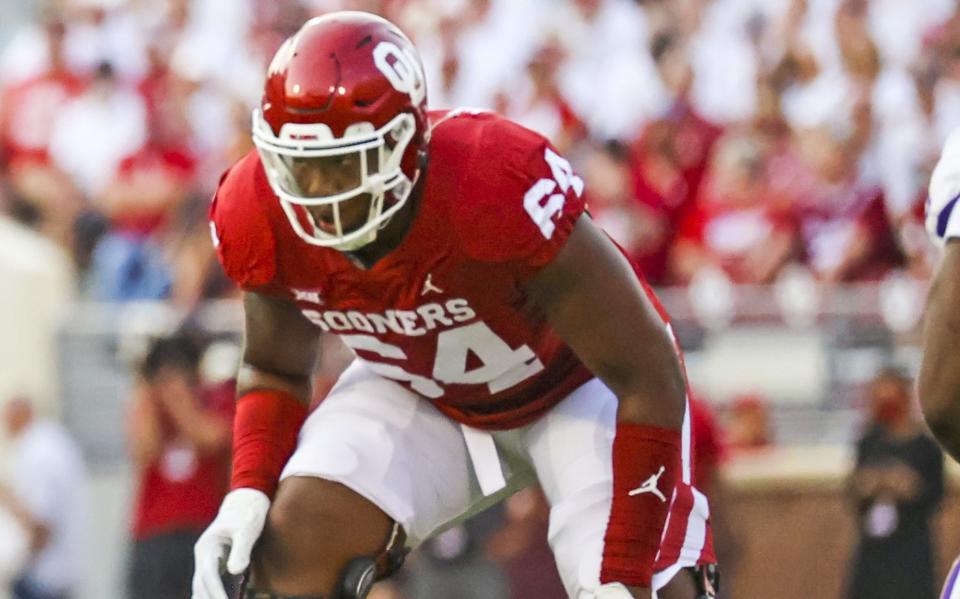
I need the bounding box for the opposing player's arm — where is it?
[237,291,322,404]
[522,214,685,430]
[920,128,960,462]
[918,242,960,461]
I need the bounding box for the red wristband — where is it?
[601,422,682,587]
[230,389,309,496]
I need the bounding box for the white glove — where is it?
[927,129,960,246]
[192,488,271,599]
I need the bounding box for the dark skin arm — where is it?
[523,214,686,429]
[919,241,960,461]
[237,291,322,404]
[523,215,688,599]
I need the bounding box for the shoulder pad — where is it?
[208,151,279,290]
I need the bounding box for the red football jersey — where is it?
[212,110,611,429]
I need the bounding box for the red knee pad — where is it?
[231,389,309,496]
[601,422,681,587]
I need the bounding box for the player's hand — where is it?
[192,488,271,599]
[927,130,960,246]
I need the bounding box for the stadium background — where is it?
[1,0,959,597]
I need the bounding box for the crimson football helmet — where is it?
[252,11,428,250]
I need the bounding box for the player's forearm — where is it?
[229,292,319,494]
[614,369,686,430]
[605,323,687,431]
[239,292,321,408]
[919,243,960,461]
[229,363,312,495]
[522,216,686,429]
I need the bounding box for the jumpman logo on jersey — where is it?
[628,465,667,502]
[421,273,443,295]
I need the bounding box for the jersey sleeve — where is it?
[455,117,587,278]
[208,152,279,291]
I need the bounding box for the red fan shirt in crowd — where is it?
[627,106,723,284]
[678,173,798,283]
[0,72,86,166]
[130,380,235,540]
[109,142,197,234]
[791,180,903,281]
[506,42,587,150]
[210,110,675,430]
[509,91,585,149]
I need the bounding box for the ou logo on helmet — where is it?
[374,41,426,105]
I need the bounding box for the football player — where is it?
[923,130,960,599]
[192,12,716,599]
[922,129,960,460]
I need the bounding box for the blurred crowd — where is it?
[0,1,955,596]
[2,0,959,305]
